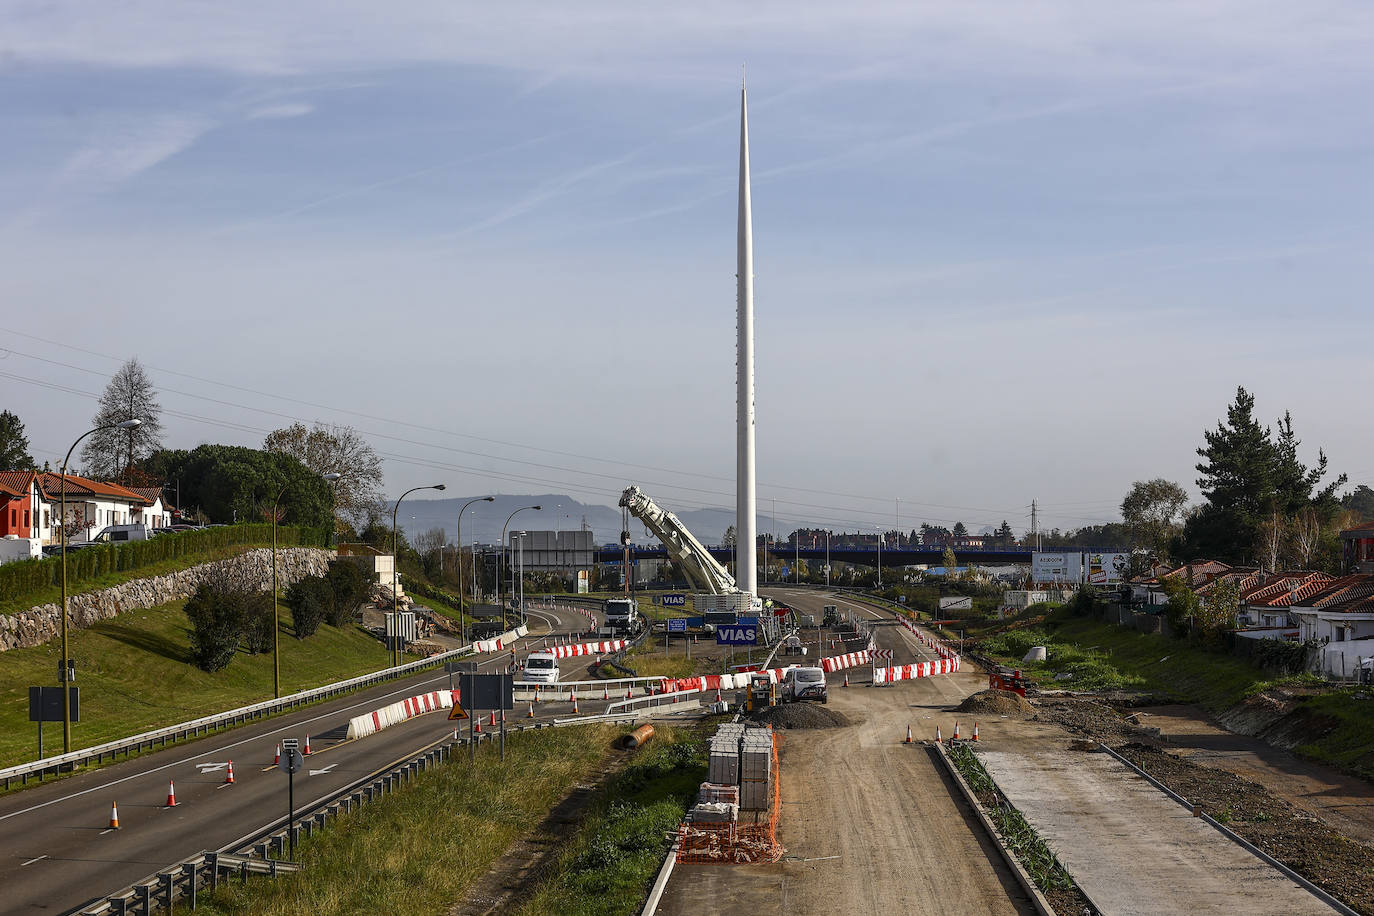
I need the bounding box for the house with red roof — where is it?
[0,471,39,539]
[29,473,158,545]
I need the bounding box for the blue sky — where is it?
[2,1,1372,537]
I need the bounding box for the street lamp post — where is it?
[825,530,831,587]
[516,531,527,626]
[392,484,446,668]
[455,496,495,645]
[877,528,883,588]
[59,418,142,753]
[498,505,541,625]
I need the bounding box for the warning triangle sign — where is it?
[448,703,469,721]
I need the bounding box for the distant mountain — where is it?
[393,493,779,547]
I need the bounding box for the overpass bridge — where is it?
[593,544,1126,567]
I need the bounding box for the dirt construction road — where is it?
[659,590,1035,916]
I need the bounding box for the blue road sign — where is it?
[667,617,687,632]
[716,623,758,646]
[662,593,686,607]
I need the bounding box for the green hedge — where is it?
[0,524,329,606]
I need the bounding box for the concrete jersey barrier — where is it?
[346,689,456,739]
[821,651,871,672]
[543,639,628,659]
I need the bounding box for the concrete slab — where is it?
[978,740,1339,915]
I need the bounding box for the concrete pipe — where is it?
[624,724,656,749]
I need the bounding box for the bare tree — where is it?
[264,423,384,529]
[413,526,446,558]
[82,358,164,479]
[1256,511,1287,571]
[1289,507,1322,569]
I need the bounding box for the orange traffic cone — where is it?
[501,710,507,723]
[533,687,540,704]
[714,689,722,703]
[109,800,121,829]
[568,688,576,703]
[527,702,535,718]
[972,722,979,741]
[953,721,960,740]
[474,717,483,734]
[936,725,943,742]
[225,761,235,785]
[303,735,312,755]
[603,686,610,701]
[273,743,280,765]
[165,779,179,807]
[626,687,633,699]
[843,672,849,687]
[489,711,497,727]
[904,725,913,744]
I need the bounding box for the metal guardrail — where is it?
[71,851,301,915]
[0,630,534,790]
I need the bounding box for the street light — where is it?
[516,531,528,625]
[392,484,446,668]
[59,417,142,753]
[498,505,541,625]
[455,496,495,645]
[876,527,883,588]
[825,530,831,587]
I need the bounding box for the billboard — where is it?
[1086,553,1130,585]
[1031,552,1082,584]
[939,596,973,611]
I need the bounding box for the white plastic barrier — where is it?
[872,656,961,685]
[821,651,871,673]
[544,639,627,659]
[473,625,529,654]
[346,689,456,739]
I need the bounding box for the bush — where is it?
[241,593,276,654]
[285,575,332,639]
[184,583,247,672]
[325,559,369,627]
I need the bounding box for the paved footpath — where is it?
[978,730,1340,916]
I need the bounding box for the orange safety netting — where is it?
[676,731,785,864]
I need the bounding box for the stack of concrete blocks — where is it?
[708,724,745,785]
[739,727,773,811]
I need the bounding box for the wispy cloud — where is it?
[246,102,314,120]
[58,113,216,189]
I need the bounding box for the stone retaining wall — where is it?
[0,548,333,652]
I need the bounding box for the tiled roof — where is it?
[34,473,151,505]
[0,471,36,499]
[1339,522,1374,538]
[1242,572,1333,607]
[1298,575,1374,609]
[127,487,166,502]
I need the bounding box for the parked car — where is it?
[89,524,152,544]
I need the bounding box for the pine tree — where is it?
[0,410,35,471]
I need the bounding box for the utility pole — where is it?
[1030,499,1040,552]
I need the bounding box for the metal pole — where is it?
[287,765,295,858]
[456,497,494,646]
[272,500,280,696]
[391,484,446,669]
[826,531,830,587]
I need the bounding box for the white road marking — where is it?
[308,764,338,777]
[0,645,534,824]
[19,855,47,867]
[195,762,227,772]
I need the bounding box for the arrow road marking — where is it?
[196,762,228,772]
[309,764,338,777]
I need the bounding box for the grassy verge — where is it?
[196,724,622,915]
[0,599,390,768]
[946,741,1090,914]
[516,725,707,916]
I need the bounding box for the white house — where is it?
[1287,575,1374,644]
[33,473,158,545]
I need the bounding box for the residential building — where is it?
[1287,575,1374,644]
[0,471,37,538]
[1340,522,1374,574]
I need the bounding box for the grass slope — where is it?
[0,599,390,767]
[196,724,621,915]
[517,725,707,916]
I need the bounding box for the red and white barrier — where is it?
[346,689,456,739]
[872,656,961,685]
[821,651,871,673]
[544,639,627,659]
[472,625,530,654]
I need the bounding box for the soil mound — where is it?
[956,689,1034,719]
[748,703,851,730]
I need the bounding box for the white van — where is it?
[523,650,561,685]
[89,524,152,544]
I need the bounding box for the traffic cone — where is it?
[569,688,576,703]
[303,735,313,755]
[626,687,633,699]
[603,686,610,701]
[972,722,979,742]
[715,689,722,703]
[527,702,535,718]
[953,721,960,740]
[533,687,540,704]
[501,710,507,723]
[274,743,280,765]
[904,725,913,744]
[489,711,497,727]
[474,717,483,734]
[108,800,121,829]
[225,761,235,785]
[165,779,179,807]
[572,695,580,714]
[843,672,849,687]
[936,725,942,742]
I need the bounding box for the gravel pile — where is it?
[748,704,851,730]
[1033,697,1142,741]
[955,689,1035,719]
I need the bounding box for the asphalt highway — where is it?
[0,605,606,915]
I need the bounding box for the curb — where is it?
[931,741,1062,916]
[1096,743,1356,916]
[639,839,680,916]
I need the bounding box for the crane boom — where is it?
[618,486,738,595]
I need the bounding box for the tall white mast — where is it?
[735,81,758,596]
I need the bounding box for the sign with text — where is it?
[661,593,686,607]
[716,617,758,646]
[666,617,687,632]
